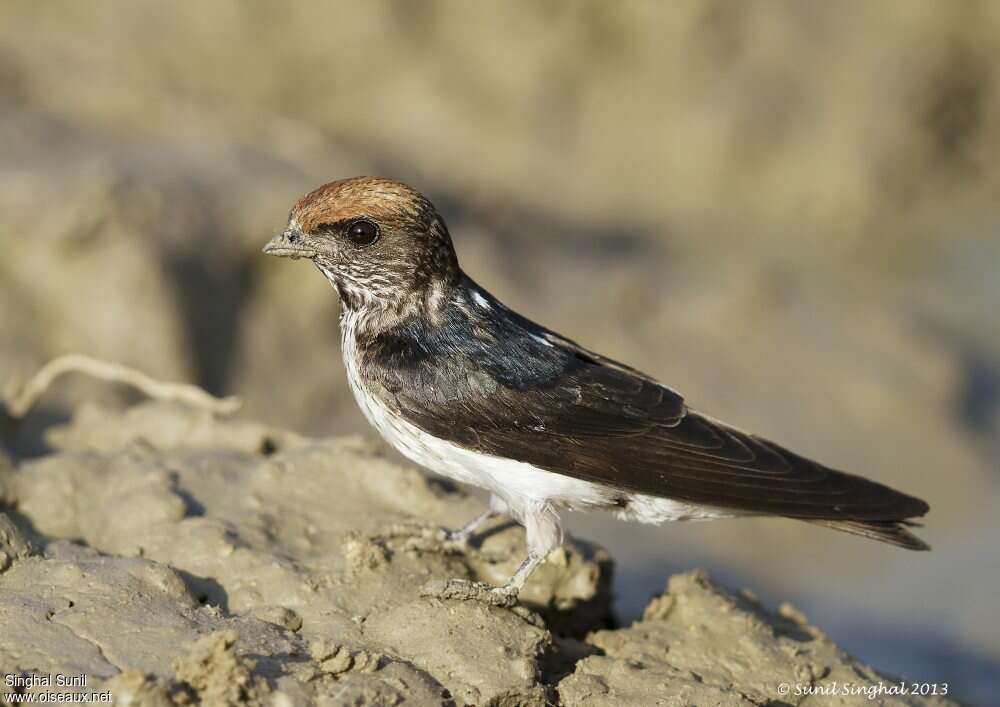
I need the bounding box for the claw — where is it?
[420,578,518,607]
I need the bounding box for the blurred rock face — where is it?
[1,2,998,245]
[0,1,998,699]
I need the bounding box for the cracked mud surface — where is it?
[0,403,956,706]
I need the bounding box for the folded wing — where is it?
[366,294,929,529]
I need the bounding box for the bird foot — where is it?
[420,578,518,607]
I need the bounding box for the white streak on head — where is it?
[534,334,554,348]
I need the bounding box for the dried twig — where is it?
[3,354,241,418]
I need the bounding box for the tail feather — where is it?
[805,518,930,551]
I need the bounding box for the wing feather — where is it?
[364,287,929,523]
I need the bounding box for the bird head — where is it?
[264,177,460,310]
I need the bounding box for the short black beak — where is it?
[262,228,318,259]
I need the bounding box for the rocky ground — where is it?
[0,399,958,706]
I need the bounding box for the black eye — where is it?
[345,218,380,246]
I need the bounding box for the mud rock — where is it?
[0,512,36,572]
[559,570,955,707]
[0,402,957,706]
[0,402,604,705]
[172,631,267,707]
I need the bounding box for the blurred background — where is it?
[1,1,998,702]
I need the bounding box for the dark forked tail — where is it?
[805,518,930,551]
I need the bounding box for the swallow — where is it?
[264,177,929,606]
